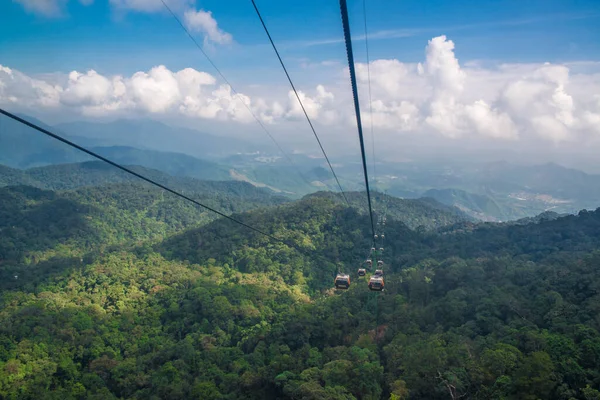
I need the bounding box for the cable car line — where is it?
[250,0,350,206]
[159,0,315,191]
[362,0,377,192]
[339,0,376,240]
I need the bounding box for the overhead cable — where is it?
[338,0,376,239]
[250,0,350,205]
[362,0,377,191]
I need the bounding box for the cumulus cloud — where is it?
[184,9,232,45]
[0,66,62,107]
[2,35,600,145]
[286,85,332,118]
[0,64,259,121]
[354,35,600,143]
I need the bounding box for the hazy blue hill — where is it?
[2,115,232,180]
[422,188,504,221]
[0,114,92,168]
[376,160,600,221]
[90,146,231,181]
[479,161,600,200]
[54,118,259,158]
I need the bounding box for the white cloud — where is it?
[183,9,232,45]
[464,100,518,140]
[128,66,181,113]
[12,0,92,16]
[353,35,600,143]
[2,35,600,146]
[0,64,260,121]
[0,65,62,107]
[109,0,192,13]
[285,85,335,121]
[13,0,64,16]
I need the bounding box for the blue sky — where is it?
[2,0,600,164]
[2,0,599,78]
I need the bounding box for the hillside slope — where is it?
[308,190,472,230]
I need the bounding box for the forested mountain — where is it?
[1,178,600,399]
[0,161,281,198]
[0,181,286,271]
[308,191,472,231]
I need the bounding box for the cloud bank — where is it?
[1,35,600,145]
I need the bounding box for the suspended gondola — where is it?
[334,273,351,289]
[368,275,384,291]
[357,268,366,276]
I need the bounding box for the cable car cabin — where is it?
[369,276,384,291]
[381,234,385,239]
[379,247,384,252]
[366,259,373,267]
[374,234,378,239]
[374,269,384,277]
[334,274,351,289]
[377,260,384,267]
[358,268,366,276]
[371,247,376,252]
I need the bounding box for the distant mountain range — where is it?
[377,161,600,221]
[0,161,289,214]
[53,118,260,158]
[3,113,600,221]
[0,161,469,232]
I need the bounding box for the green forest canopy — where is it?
[0,173,599,399]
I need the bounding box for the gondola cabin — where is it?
[374,269,384,277]
[379,247,384,252]
[377,260,384,267]
[381,234,385,239]
[366,259,373,267]
[368,276,384,291]
[374,234,378,239]
[358,268,366,276]
[334,273,351,289]
[371,247,376,252]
